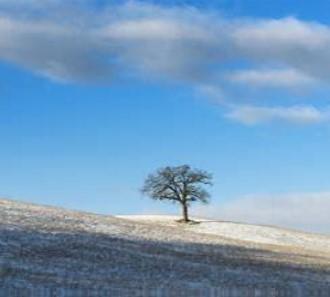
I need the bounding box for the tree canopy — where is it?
[141,165,212,222]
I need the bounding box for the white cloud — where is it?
[105,18,213,41]
[0,17,112,83]
[2,2,330,85]
[226,105,330,124]
[194,192,330,234]
[1,2,330,124]
[233,17,330,50]
[0,2,221,83]
[228,68,317,88]
[232,17,330,83]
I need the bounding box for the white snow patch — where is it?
[117,215,330,253]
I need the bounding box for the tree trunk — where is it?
[182,203,189,222]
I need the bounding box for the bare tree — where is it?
[141,165,212,222]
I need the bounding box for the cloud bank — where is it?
[194,192,330,235]
[1,1,330,124]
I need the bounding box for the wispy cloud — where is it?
[194,192,330,234]
[1,1,330,124]
[226,105,330,125]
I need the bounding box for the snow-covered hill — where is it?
[1,199,330,297]
[117,215,330,253]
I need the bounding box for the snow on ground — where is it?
[1,199,330,296]
[116,215,330,253]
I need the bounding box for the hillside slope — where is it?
[117,215,330,253]
[1,199,330,296]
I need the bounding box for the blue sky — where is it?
[0,0,330,233]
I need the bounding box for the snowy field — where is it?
[1,199,330,296]
[117,215,330,253]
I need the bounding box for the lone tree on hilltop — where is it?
[141,165,213,222]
